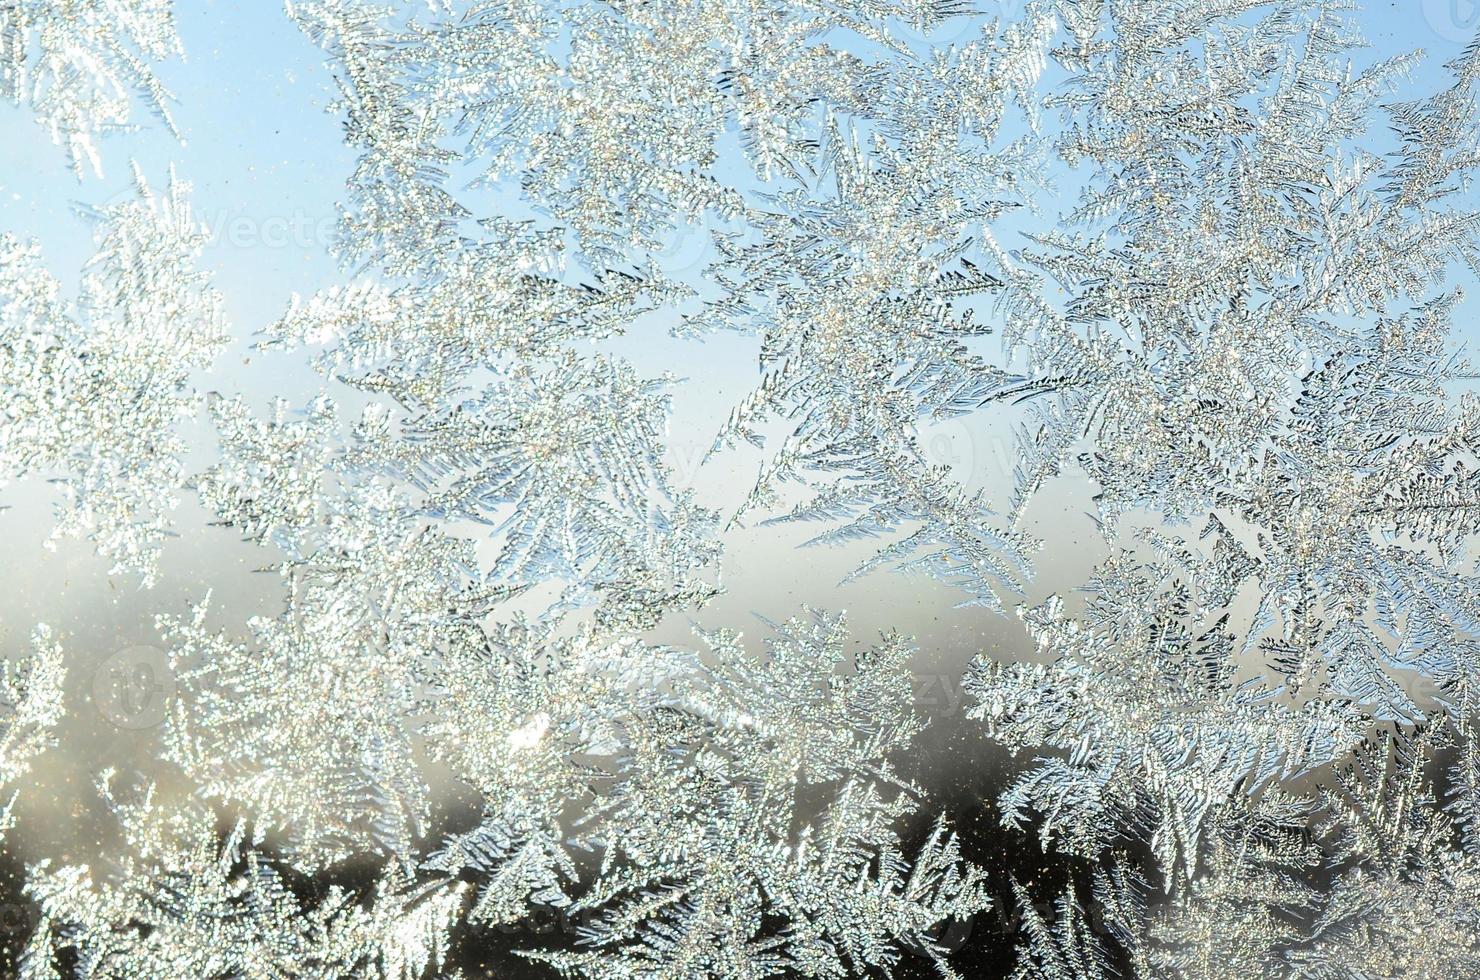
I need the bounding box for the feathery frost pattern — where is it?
[0,168,226,585]
[2,0,1480,976]
[1,0,183,177]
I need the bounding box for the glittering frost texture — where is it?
[2,1,1480,977]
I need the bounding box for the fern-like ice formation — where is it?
[22,773,466,978]
[281,0,1060,613]
[3,0,1480,977]
[0,626,64,790]
[0,166,226,585]
[0,0,184,177]
[966,2,1480,976]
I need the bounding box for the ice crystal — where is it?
[175,392,513,868]
[4,1,1480,977]
[0,0,183,177]
[1007,876,1119,980]
[21,775,465,979]
[0,167,226,585]
[966,538,1362,885]
[694,12,1057,610]
[994,1,1480,530]
[286,0,1058,611]
[0,625,65,789]
[512,612,990,979]
[379,353,722,623]
[1108,739,1480,980]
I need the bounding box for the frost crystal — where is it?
[5,0,1480,977]
[0,168,226,585]
[22,776,465,978]
[1,0,183,177]
[966,538,1362,885]
[0,626,65,790]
